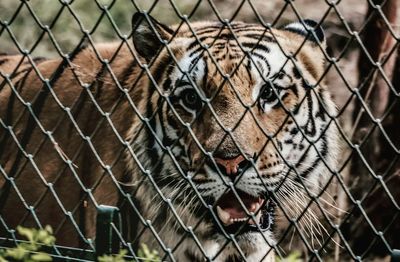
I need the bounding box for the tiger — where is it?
[0,11,339,261]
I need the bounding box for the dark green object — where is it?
[96,205,122,256]
[392,250,400,262]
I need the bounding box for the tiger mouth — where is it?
[214,190,274,233]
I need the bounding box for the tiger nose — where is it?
[214,155,248,176]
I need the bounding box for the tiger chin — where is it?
[0,11,339,262]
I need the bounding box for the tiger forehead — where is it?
[168,22,299,99]
[175,21,275,43]
[171,48,258,98]
[171,22,286,77]
[205,58,255,96]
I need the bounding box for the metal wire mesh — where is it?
[0,0,399,261]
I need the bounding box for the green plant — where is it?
[0,226,161,262]
[0,225,55,262]
[98,249,128,262]
[99,244,160,262]
[276,251,303,262]
[137,244,160,262]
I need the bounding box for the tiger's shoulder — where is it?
[0,43,147,117]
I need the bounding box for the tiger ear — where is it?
[132,12,174,61]
[283,20,326,48]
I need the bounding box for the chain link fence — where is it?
[0,0,399,261]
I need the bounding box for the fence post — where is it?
[392,250,400,262]
[96,205,122,257]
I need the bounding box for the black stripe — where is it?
[11,67,31,79]
[195,28,221,37]
[250,52,267,62]
[162,78,172,92]
[242,34,274,42]
[0,57,9,66]
[189,44,212,58]
[242,42,270,53]
[251,53,271,77]
[304,92,316,136]
[296,136,328,179]
[213,42,226,47]
[315,89,327,121]
[219,33,235,40]
[120,59,137,87]
[151,56,173,88]
[302,78,312,89]
[233,27,269,33]
[194,24,224,34]
[285,27,307,37]
[288,84,298,97]
[144,56,173,167]
[230,23,259,30]
[292,66,302,79]
[285,27,320,44]
[158,98,172,147]
[272,92,289,109]
[161,65,174,91]
[215,56,226,62]
[166,110,181,132]
[246,58,253,80]
[293,102,301,116]
[188,36,210,51]
[202,57,209,91]
[32,57,47,63]
[14,67,33,93]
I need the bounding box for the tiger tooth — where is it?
[254,203,261,212]
[216,206,231,225]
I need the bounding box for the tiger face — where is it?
[130,13,339,260]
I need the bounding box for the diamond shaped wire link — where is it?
[0,0,399,260]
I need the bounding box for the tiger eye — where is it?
[260,83,277,103]
[181,89,202,110]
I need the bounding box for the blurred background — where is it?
[0,0,367,127]
[1,0,399,261]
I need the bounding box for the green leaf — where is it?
[31,252,52,261]
[17,226,35,242]
[37,230,49,241]
[41,235,55,246]
[5,245,28,260]
[98,256,114,262]
[4,226,56,261]
[44,225,53,235]
[277,251,303,262]
[98,249,129,262]
[137,244,160,262]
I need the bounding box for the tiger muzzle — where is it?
[207,153,275,234]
